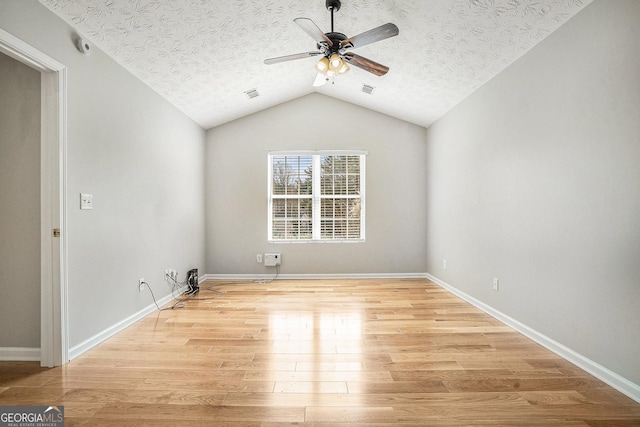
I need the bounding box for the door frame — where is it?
[0,28,68,367]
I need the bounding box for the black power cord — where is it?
[142,265,281,312]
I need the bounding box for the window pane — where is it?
[348,198,361,218]
[348,220,360,238]
[347,175,359,195]
[272,221,285,239]
[299,220,312,238]
[272,155,312,195]
[290,220,301,239]
[334,174,346,195]
[271,155,287,195]
[273,199,285,218]
[301,199,312,218]
[334,220,347,239]
[347,156,359,173]
[321,198,333,217]
[321,174,333,195]
[335,199,347,217]
[321,219,333,239]
[285,199,297,218]
[337,156,347,173]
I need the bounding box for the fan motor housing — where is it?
[319,32,348,53]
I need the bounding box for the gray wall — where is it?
[426,0,640,384]
[206,93,427,275]
[0,1,207,349]
[0,53,41,348]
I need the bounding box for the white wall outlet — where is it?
[264,253,281,267]
[138,278,145,292]
[443,259,447,269]
[80,193,93,210]
[493,278,499,291]
[256,254,263,263]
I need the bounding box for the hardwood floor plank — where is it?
[62,402,107,418]
[305,406,397,423]
[243,370,392,382]
[93,402,305,422]
[274,381,348,393]
[346,380,449,394]
[135,377,274,393]
[1,278,638,426]
[0,386,65,404]
[518,390,589,405]
[443,377,616,393]
[114,389,227,406]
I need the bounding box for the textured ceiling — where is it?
[40,0,592,129]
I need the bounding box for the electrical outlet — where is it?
[443,259,447,270]
[138,278,145,292]
[256,254,263,263]
[493,278,499,291]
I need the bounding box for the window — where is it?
[268,151,366,242]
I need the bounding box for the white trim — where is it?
[68,292,177,360]
[267,238,365,244]
[0,347,41,362]
[201,273,429,281]
[0,28,68,367]
[268,150,369,156]
[426,273,640,404]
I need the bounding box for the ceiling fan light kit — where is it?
[264,0,398,86]
[315,56,329,73]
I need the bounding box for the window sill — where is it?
[268,239,365,244]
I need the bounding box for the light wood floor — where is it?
[1,279,639,426]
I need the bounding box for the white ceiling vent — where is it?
[362,84,375,95]
[244,88,259,99]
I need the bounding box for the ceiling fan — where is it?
[264,0,399,86]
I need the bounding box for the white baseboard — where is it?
[0,347,40,361]
[426,273,640,404]
[68,291,177,360]
[201,272,429,281]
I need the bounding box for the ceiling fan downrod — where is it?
[326,0,341,33]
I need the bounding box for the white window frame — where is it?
[268,150,366,243]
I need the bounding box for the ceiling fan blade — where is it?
[294,17,333,47]
[264,51,322,65]
[313,72,328,87]
[343,52,389,76]
[342,23,399,49]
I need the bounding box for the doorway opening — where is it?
[0,28,68,367]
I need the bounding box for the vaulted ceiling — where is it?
[40,0,592,129]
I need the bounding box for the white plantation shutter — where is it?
[268,151,366,242]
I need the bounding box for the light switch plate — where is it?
[80,193,93,210]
